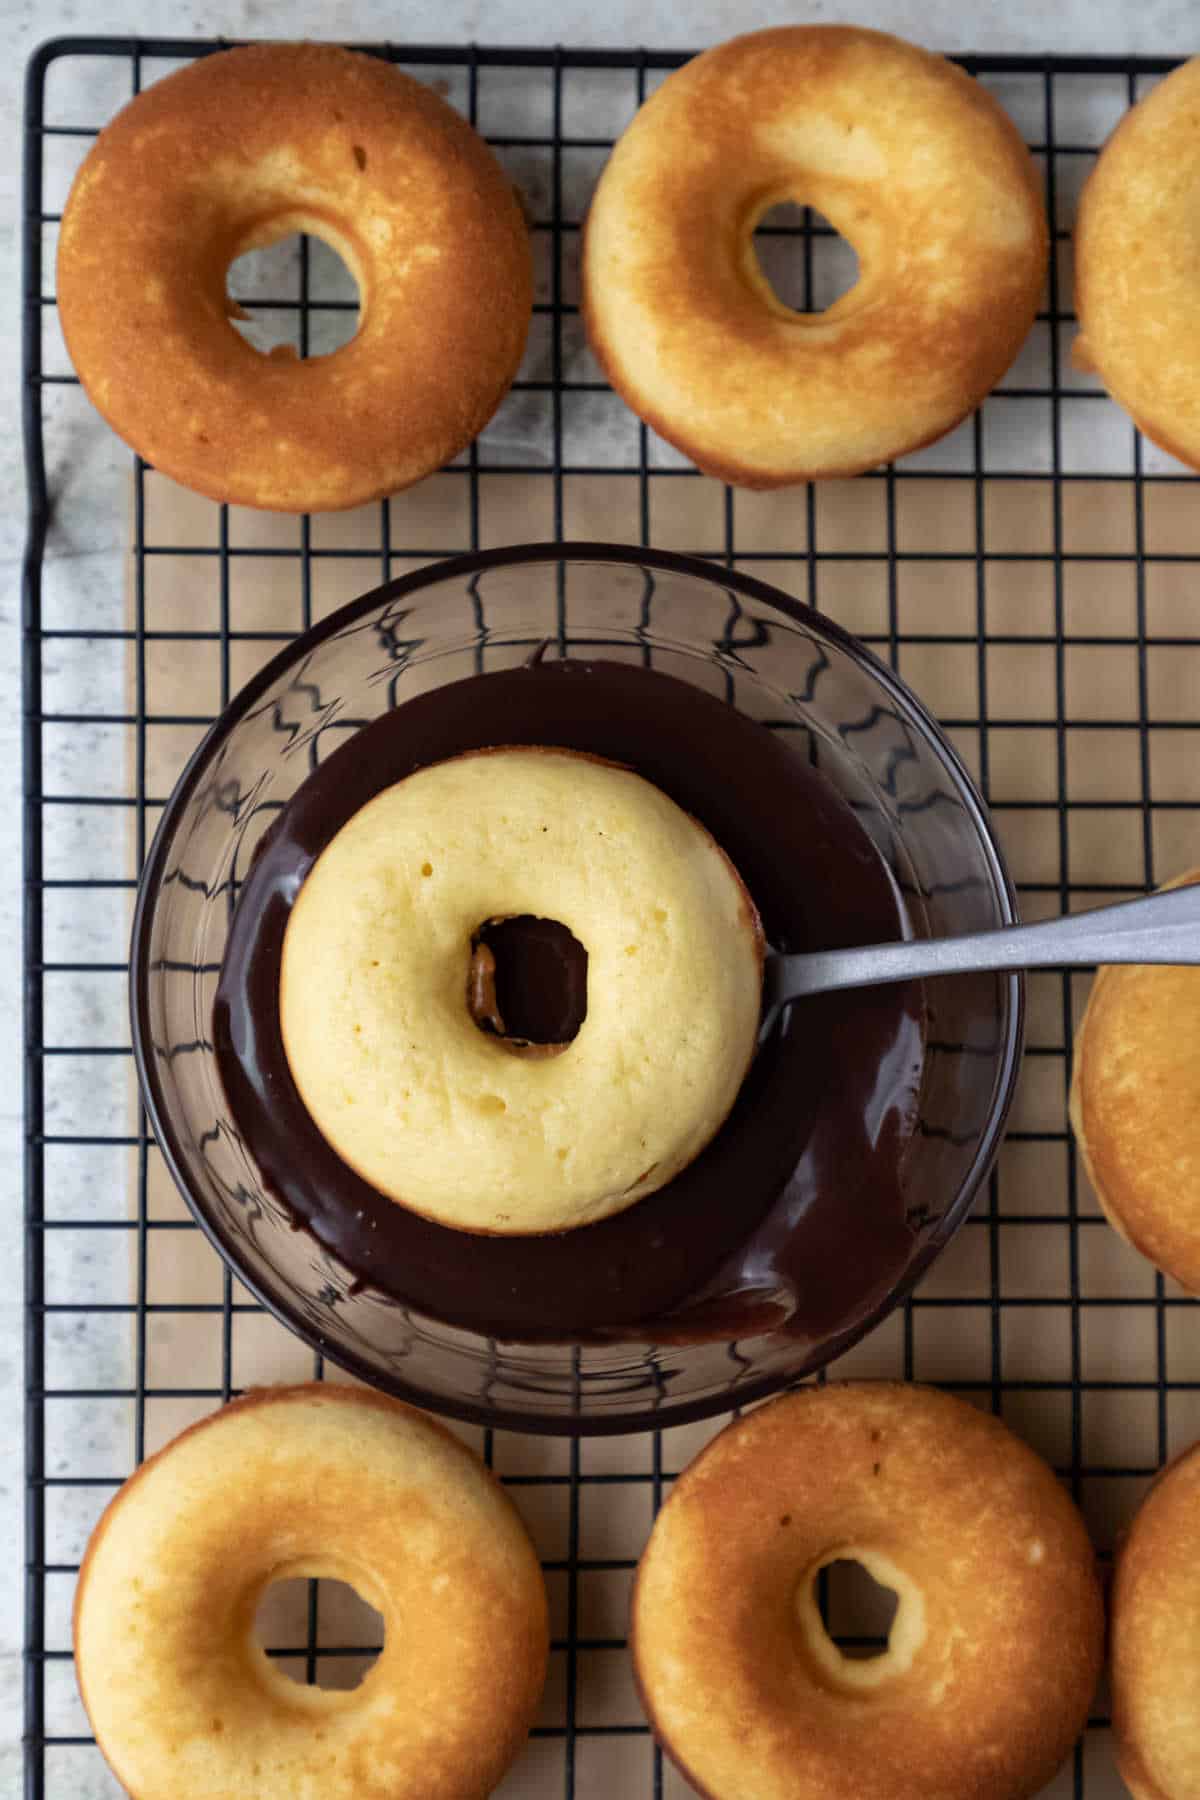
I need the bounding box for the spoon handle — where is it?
[768,881,1200,1005]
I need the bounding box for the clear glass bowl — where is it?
[131,544,1023,1433]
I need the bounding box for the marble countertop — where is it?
[1,0,1191,1785]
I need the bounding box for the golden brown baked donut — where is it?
[1070,870,1200,1291]
[56,44,531,512]
[73,1384,548,1799]
[633,1382,1102,1800]
[1075,61,1200,470]
[279,746,764,1235]
[583,26,1047,486]
[1112,1439,1200,1800]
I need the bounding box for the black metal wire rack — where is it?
[22,35,1199,1800]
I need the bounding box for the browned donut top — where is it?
[1075,58,1200,472]
[73,1383,548,1800]
[1070,869,1200,1293]
[633,1382,1102,1800]
[57,44,532,511]
[1112,1440,1200,1800]
[583,26,1048,485]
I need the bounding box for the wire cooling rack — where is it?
[22,35,1200,1800]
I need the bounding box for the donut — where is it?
[582,26,1048,486]
[279,746,764,1235]
[1111,1438,1200,1799]
[56,43,532,512]
[1074,60,1200,470]
[73,1384,548,1800]
[633,1383,1103,1800]
[1069,870,1200,1291]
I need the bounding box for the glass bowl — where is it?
[131,543,1023,1433]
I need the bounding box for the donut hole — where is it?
[468,915,588,1053]
[226,231,361,359]
[816,1558,899,1661]
[254,1576,384,1692]
[753,203,860,315]
[797,1549,924,1691]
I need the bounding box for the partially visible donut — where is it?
[1074,60,1200,470]
[56,44,532,511]
[583,26,1047,485]
[279,746,764,1235]
[73,1384,548,1800]
[1069,870,1200,1292]
[1111,1438,1200,1800]
[633,1382,1102,1800]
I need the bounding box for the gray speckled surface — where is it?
[2,0,1192,1787]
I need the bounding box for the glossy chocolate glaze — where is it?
[214,659,925,1342]
[472,915,588,1047]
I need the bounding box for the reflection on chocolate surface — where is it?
[214,659,925,1343]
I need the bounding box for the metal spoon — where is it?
[763,881,1200,1019]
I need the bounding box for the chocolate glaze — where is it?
[471,915,588,1047]
[214,659,925,1343]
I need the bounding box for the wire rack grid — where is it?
[22,34,1200,1800]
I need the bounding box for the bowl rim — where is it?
[130,540,1024,1435]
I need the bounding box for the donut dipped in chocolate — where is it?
[215,656,926,1341]
[279,747,764,1234]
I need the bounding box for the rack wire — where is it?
[22,36,1199,1800]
